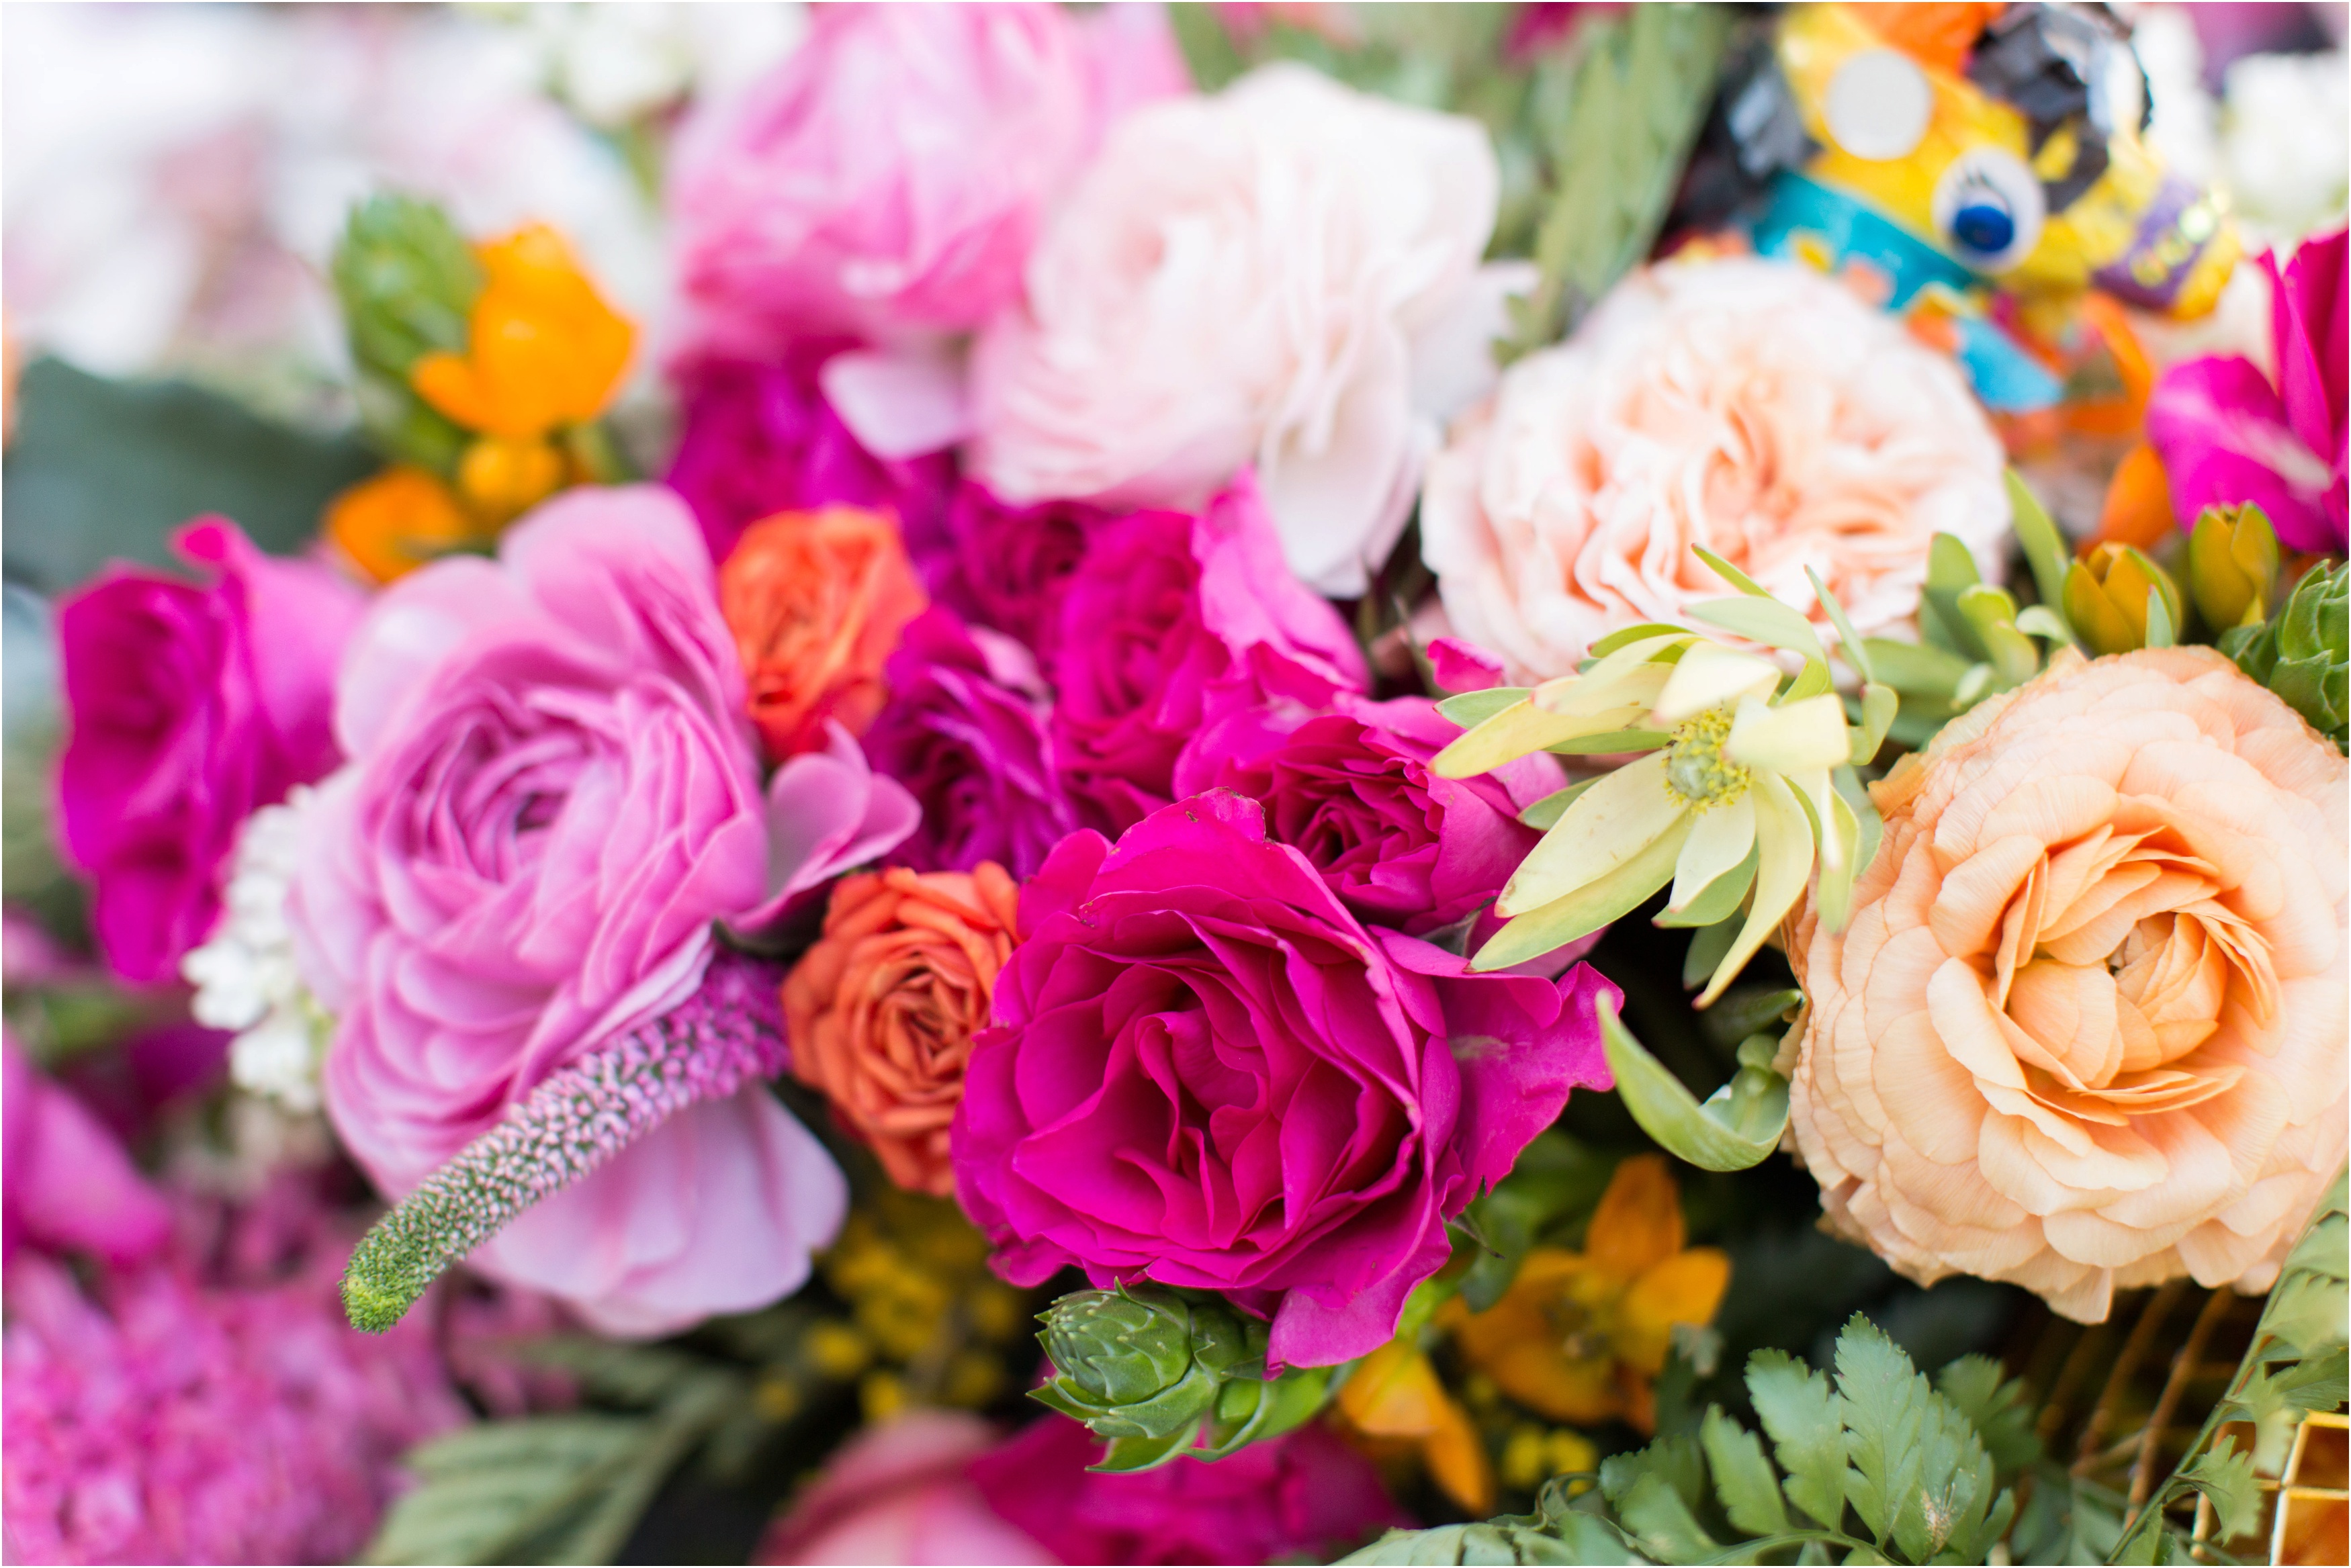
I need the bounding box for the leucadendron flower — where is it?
[1434,550,1890,1004]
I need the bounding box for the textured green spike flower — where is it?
[2222,560,2348,751]
[1433,569,1883,1005]
[341,952,789,1334]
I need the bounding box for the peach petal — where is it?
[1926,834,2042,962]
[2006,960,2125,1088]
[2016,1114,2167,1196]
[1872,1010,1984,1162]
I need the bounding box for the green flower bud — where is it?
[2188,504,2281,633]
[2064,543,2184,656]
[2223,561,2348,751]
[1032,1286,1262,1441]
[332,194,482,381]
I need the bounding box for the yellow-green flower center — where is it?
[1664,708,1751,809]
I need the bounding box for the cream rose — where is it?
[965,63,1521,599]
[1421,257,2010,682]
[1787,647,2348,1323]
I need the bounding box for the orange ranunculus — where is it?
[1440,1154,1728,1434]
[782,864,1019,1197]
[324,465,484,584]
[1335,1336,1495,1516]
[720,506,928,760]
[409,224,633,441]
[1788,647,2348,1324]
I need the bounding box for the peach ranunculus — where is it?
[782,863,1020,1196]
[966,63,1525,600]
[1787,647,2349,1324]
[1419,257,2011,682]
[720,506,928,761]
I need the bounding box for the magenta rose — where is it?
[2148,226,2347,553]
[2,1030,173,1269]
[864,606,1075,881]
[294,486,891,1334]
[969,1413,1409,1566]
[951,791,1615,1366]
[665,351,956,568]
[54,518,363,984]
[1180,695,1561,937]
[936,483,1101,661]
[1046,474,1368,836]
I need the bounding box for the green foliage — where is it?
[362,1342,741,1566]
[331,192,481,472]
[1595,995,1789,1174]
[1,357,374,595]
[1030,1284,1331,1470]
[1456,1129,1616,1311]
[2223,559,2348,751]
[2109,1167,2350,1563]
[1505,5,1729,357]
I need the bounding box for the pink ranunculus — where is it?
[864,606,1075,882]
[1181,696,1560,937]
[969,1414,1411,1566]
[2,1031,173,1269]
[293,486,889,1334]
[756,1410,1053,1567]
[665,351,957,569]
[951,791,1615,1367]
[668,3,1180,357]
[2148,227,2348,553]
[967,63,1521,598]
[1045,473,1368,837]
[55,518,364,984]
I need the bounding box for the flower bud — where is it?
[1032,1285,1259,1441]
[2063,543,2184,656]
[332,194,482,382]
[2223,561,2347,751]
[2187,504,2281,633]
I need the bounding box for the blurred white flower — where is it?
[183,793,330,1113]
[2220,50,2351,242]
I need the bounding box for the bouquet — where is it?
[4,3,2346,1565]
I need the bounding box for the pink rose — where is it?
[756,1410,1052,1566]
[294,486,882,1334]
[951,791,1615,1367]
[669,3,1184,356]
[2147,226,2348,553]
[1045,473,1368,836]
[969,1414,1411,1565]
[968,64,1523,598]
[1421,257,2011,681]
[55,518,364,984]
[2,1030,173,1269]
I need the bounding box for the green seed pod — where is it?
[1031,1286,1259,1441]
[332,193,482,381]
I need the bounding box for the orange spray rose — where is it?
[782,864,1020,1196]
[720,506,928,759]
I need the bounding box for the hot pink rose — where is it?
[294,486,897,1334]
[2148,227,2348,553]
[1180,696,1560,937]
[951,791,1615,1367]
[756,1410,1052,1566]
[669,2,1185,355]
[55,518,364,984]
[1045,473,1368,835]
[969,1414,1410,1566]
[2,1031,173,1269]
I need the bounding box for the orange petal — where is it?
[1337,1340,1445,1438]
[1584,1154,1686,1283]
[1617,1248,1732,1374]
[324,465,480,584]
[2094,443,2174,552]
[1423,1393,1497,1516]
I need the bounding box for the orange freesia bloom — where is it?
[410,224,633,441]
[1337,1337,1495,1516]
[1441,1154,1729,1434]
[325,465,484,584]
[455,434,567,527]
[2094,441,2176,553]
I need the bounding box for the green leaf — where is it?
[1690,596,1830,668]
[2015,603,2076,648]
[1806,567,1874,684]
[1618,1473,1718,1563]
[1545,729,1673,755]
[1860,637,1973,698]
[1832,1315,1928,1548]
[1699,987,1804,1052]
[1651,847,1758,929]
[1852,684,1898,766]
[1746,1350,1847,1534]
[1683,915,1740,991]
[1601,1433,1710,1513]
[1519,780,1596,830]
[1934,1356,2041,1477]
[3,357,375,595]
[1597,996,1787,1172]
[1781,658,1834,704]
[2006,470,2074,615]
[361,1414,650,1565]
[1701,1405,1791,1538]
[1591,620,1698,657]
[1472,815,1690,970]
[1692,544,1773,600]
[2176,1436,2262,1542]
[1437,687,1534,729]
[2144,584,2177,648]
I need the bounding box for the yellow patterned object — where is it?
[1774,3,2237,318]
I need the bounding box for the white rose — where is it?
[966,62,1523,598]
[1421,257,2012,682]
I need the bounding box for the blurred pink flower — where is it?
[2,1030,173,1269]
[756,1410,1052,1566]
[2148,227,2348,553]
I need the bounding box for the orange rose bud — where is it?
[325,465,483,584]
[720,506,928,760]
[782,864,1020,1197]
